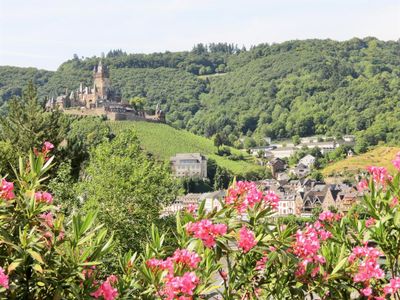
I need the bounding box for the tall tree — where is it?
[0,81,67,154]
[79,129,180,254]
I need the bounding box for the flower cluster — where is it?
[357,178,369,192]
[237,226,257,253]
[293,222,332,277]
[318,211,342,222]
[0,178,15,200]
[147,249,201,299]
[348,245,384,296]
[91,275,118,300]
[163,272,199,300]
[186,219,227,248]
[42,141,54,156]
[392,152,400,171]
[225,181,279,213]
[367,166,392,185]
[39,212,54,228]
[0,267,9,290]
[255,254,268,271]
[383,277,400,296]
[365,217,376,228]
[34,191,53,204]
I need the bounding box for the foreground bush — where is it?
[1,146,400,299]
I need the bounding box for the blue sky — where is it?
[0,0,399,70]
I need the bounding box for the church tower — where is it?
[93,60,111,100]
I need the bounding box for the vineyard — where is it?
[107,120,264,176]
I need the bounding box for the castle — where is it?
[46,60,165,122]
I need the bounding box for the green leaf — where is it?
[27,249,45,264]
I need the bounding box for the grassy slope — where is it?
[322,147,400,176]
[108,120,263,176]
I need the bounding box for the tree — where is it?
[0,82,67,155]
[292,135,301,146]
[78,129,180,254]
[214,166,232,190]
[213,132,224,150]
[128,96,147,111]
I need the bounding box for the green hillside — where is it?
[2,38,400,152]
[322,146,400,177]
[107,120,263,176]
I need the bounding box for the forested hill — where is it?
[1,38,400,152]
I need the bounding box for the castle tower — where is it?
[93,60,111,100]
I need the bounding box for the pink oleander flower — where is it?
[0,178,15,200]
[237,226,257,253]
[383,277,400,295]
[43,141,54,153]
[390,197,399,208]
[162,272,199,300]
[225,181,279,213]
[255,255,268,271]
[186,219,227,248]
[360,286,372,297]
[0,267,9,290]
[34,191,53,204]
[293,222,331,277]
[319,211,342,222]
[186,204,197,214]
[365,218,376,228]
[39,212,54,228]
[348,245,384,284]
[392,152,400,171]
[146,257,174,274]
[367,166,392,185]
[357,179,368,192]
[91,275,118,300]
[172,249,201,269]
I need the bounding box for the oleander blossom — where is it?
[225,181,279,213]
[357,179,369,192]
[318,211,342,222]
[91,275,118,300]
[392,152,400,171]
[383,277,400,295]
[34,191,53,204]
[367,166,392,185]
[390,197,399,208]
[162,272,199,300]
[171,249,201,269]
[43,141,54,153]
[39,212,54,228]
[365,218,376,228]
[237,226,257,253]
[186,219,227,247]
[0,267,9,290]
[146,250,200,299]
[348,245,384,292]
[293,222,331,277]
[0,178,15,200]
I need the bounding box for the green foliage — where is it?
[0,150,113,299]
[78,129,180,255]
[2,38,400,152]
[0,82,67,156]
[108,120,264,178]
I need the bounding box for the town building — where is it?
[268,158,287,178]
[170,153,207,179]
[298,154,316,168]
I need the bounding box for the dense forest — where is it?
[1,38,400,152]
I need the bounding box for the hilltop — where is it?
[107,120,264,177]
[1,38,400,152]
[322,146,400,177]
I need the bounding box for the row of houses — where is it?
[250,136,356,159]
[162,178,359,218]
